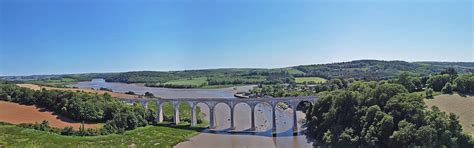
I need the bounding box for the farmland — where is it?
[295,77,327,84]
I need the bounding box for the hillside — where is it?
[2,60,473,86]
[292,60,474,80]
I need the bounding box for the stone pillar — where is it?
[141,100,148,110]
[230,106,235,129]
[251,104,255,130]
[272,104,277,134]
[209,106,215,129]
[191,104,197,126]
[156,101,163,123]
[292,101,298,133]
[173,102,180,125]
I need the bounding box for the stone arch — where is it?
[194,102,210,126]
[158,101,174,122]
[212,102,232,129]
[253,101,273,131]
[232,102,253,130]
[295,100,313,113]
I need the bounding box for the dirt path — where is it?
[17,83,138,99]
[0,101,99,129]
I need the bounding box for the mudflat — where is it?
[0,101,98,129]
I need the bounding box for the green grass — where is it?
[410,91,442,98]
[0,125,203,147]
[164,77,208,86]
[295,77,327,84]
[285,68,305,75]
[28,78,76,83]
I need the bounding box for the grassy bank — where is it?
[295,77,327,84]
[0,124,204,147]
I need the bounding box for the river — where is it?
[73,79,313,148]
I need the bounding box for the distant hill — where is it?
[2,60,473,84]
[291,60,474,80]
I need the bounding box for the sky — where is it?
[0,0,472,76]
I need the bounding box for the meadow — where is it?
[0,124,203,147]
[295,77,327,84]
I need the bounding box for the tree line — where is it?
[0,83,155,135]
[305,82,473,147]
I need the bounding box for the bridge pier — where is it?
[209,106,215,129]
[250,105,255,130]
[230,107,235,130]
[272,105,277,134]
[156,101,163,123]
[172,101,180,125]
[118,96,316,134]
[141,100,148,110]
[189,102,197,126]
[292,101,298,134]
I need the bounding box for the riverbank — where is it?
[17,84,138,99]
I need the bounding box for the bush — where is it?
[61,126,74,135]
[125,91,135,95]
[425,88,434,98]
[454,74,474,94]
[441,82,453,94]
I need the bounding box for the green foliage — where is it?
[305,81,473,147]
[425,88,434,99]
[124,91,135,95]
[0,84,154,134]
[441,82,453,94]
[0,125,203,147]
[144,92,155,98]
[454,74,474,94]
[395,72,421,92]
[427,74,451,91]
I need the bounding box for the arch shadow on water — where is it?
[200,127,309,138]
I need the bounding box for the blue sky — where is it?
[1,0,472,76]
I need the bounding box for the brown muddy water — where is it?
[73,79,313,148]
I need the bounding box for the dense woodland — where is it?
[250,68,474,147]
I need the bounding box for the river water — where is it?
[73,79,313,148]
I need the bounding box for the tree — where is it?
[144,92,155,98]
[427,74,450,91]
[425,88,434,99]
[61,126,75,135]
[397,72,416,92]
[440,68,458,81]
[370,83,407,107]
[454,74,474,94]
[125,91,135,95]
[441,82,453,94]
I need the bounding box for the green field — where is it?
[295,77,327,84]
[164,77,208,86]
[285,68,305,75]
[0,124,203,147]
